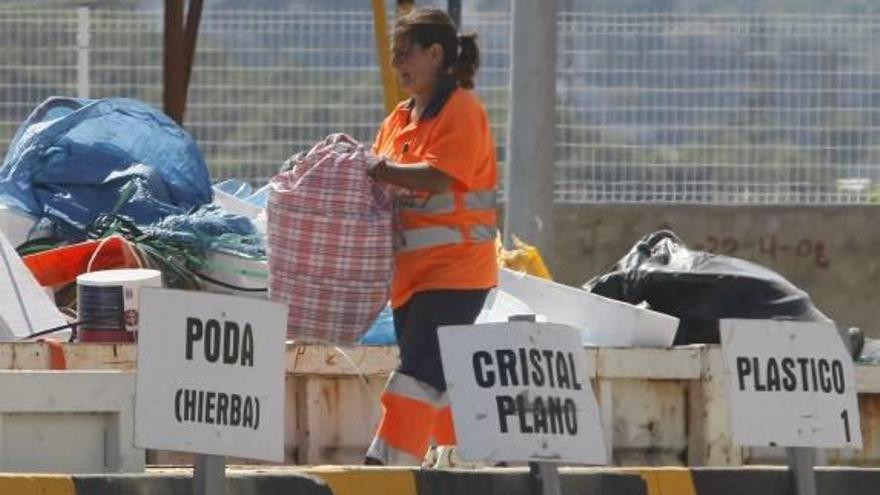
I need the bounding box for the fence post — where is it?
[504,0,557,270]
[76,6,90,99]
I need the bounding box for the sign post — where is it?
[508,314,563,495]
[439,321,607,495]
[135,289,288,495]
[786,447,817,495]
[194,454,225,495]
[720,320,862,495]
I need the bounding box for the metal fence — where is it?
[1,8,879,205]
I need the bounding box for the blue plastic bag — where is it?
[0,97,212,239]
[358,304,397,345]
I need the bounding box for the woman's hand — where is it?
[367,156,389,181]
[367,156,453,194]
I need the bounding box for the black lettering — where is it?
[217,392,229,425]
[832,361,846,394]
[205,392,216,424]
[497,350,518,386]
[736,357,751,391]
[473,351,495,387]
[223,321,240,364]
[542,350,556,387]
[781,358,797,391]
[184,389,196,421]
[752,357,766,391]
[782,358,797,392]
[533,397,547,433]
[197,390,204,422]
[243,396,254,428]
[496,395,515,433]
[241,324,254,366]
[564,398,578,435]
[555,352,571,389]
[205,319,221,363]
[231,394,241,426]
[547,397,564,434]
[185,318,202,360]
[766,358,780,392]
[809,358,818,392]
[530,350,545,386]
[568,353,583,390]
[519,348,530,386]
[516,393,532,433]
[175,389,183,422]
[254,397,260,430]
[819,359,833,393]
[797,358,810,391]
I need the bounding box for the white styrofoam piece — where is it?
[0,204,38,248]
[475,288,535,324]
[498,268,679,348]
[0,230,67,341]
[212,186,263,219]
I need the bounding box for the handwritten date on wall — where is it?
[692,235,830,269]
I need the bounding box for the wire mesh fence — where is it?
[0,8,878,205]
[556,13,880,204]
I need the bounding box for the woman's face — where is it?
[391,35,444,99]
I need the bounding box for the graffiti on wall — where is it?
[692,235,830,269]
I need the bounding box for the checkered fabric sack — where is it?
[267,133,393,343]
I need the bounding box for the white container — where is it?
[199,251,268,300]
[76,269,163,341]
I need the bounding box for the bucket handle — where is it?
[86,236,144,273]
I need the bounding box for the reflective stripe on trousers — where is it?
[393,224,497,253]
[366,371,456,465]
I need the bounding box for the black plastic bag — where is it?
[583,230,831,345]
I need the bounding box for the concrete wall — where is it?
[553,206,880,338]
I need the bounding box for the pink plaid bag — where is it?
[267,134,393,343]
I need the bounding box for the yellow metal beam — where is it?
[0,475,76,495]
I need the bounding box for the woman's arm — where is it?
[368,159,453,194]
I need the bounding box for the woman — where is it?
[365,7,498,466]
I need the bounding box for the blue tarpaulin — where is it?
[0,97,212,239]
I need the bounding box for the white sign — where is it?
[439,322,607,464]
[720,319,862,449]
[135,289,288,461]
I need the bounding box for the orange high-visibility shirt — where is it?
[373,84,498,308]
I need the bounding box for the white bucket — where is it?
[76,269,163,342]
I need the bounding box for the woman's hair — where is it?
[393,7,480,89]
